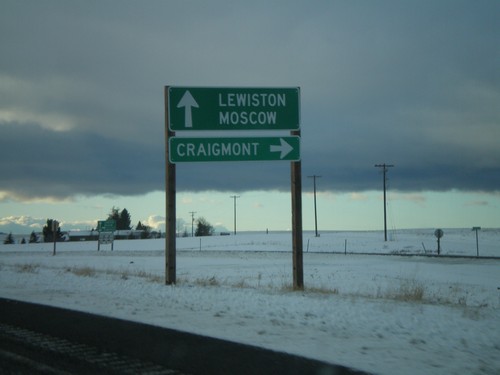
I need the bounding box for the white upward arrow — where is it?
[177,90,199,128]
[270,138,293,159]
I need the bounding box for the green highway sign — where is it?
[168,87,300,131]
[169,136,300,163]
[97,220,116,232]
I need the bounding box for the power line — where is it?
[307,175,322,237]
[374,164,394,241]
[230,196,240,235]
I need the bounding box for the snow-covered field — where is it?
[1,229,499,374]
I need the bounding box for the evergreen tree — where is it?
[42,219,62,242]
[3,232,15,244]
[136,221,151,239]
[195,217,214,237]
[119,208,131,230]
[107,207,131,230]
[29,231,38,243]
[108,207,120,222]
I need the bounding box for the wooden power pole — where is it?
[375,164,394,242]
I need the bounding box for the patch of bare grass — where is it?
[278,283,294,292]
[146,274,163,283]
[16,263,39,273]
[112,268,167,284]
[306,286,339,295]
[69,266,96,277]
[390,279,425,302]
[233,279,248,289]
[194,276,220,287]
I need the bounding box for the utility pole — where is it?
[307,175,321,237]
[230,195,240,235]
[189,211,196,237]
[374,164,394,241]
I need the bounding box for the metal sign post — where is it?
[472,226,481,257]
[52,220,59,256]
[291,130,303,290]
[434,228,444,255]
[165,87,176,284]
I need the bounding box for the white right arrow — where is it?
[270,138,293,159]
[177,90,199,128]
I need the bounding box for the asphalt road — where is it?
[0,298,369,375]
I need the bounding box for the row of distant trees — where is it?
[99,210,216,238]
[3,207,216,244]
[3,232,38,245]
[2,219,68,244]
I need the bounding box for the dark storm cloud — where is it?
[0,122,163,200]
[1,0,499,200]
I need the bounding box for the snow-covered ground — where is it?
[1,229,499,374]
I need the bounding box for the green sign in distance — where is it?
[97,220,116,232]
[168,87,300,131]
[169,136,300,163]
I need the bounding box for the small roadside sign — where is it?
[97,220,115,251]
[97,220,116,232]
[99,232,114,244]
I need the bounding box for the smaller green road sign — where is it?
[168,87,300,131]
[169,136,300,163]
[97,220,116,232]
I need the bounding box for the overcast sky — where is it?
[1,1,499,234]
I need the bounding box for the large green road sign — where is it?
[168,87,300,131]
[169,136,300,163]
